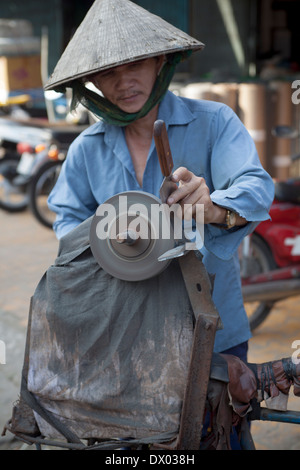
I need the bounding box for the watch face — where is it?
[227,210,236,228]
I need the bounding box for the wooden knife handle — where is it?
[153,120,174,177]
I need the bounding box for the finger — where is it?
[182,192,212,220]
[171,166,194,184]
[167,184,195,204]
[180,185,204,205]
[168,176,205,205]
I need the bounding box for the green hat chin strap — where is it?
[69,51,191,127]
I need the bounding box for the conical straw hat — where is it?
[45,0,204,91]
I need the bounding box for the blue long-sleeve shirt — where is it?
[48,90,274,351]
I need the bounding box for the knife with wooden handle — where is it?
[153,120,177,204]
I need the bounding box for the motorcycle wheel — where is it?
[29,160,63,228]
[241,234,277,332]
[0,157,29,212]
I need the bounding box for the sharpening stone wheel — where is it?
[89,191,175,281]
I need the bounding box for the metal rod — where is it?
[260,408,300,425]
[242,278,300,303]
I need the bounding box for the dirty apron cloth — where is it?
[27,217,194,439]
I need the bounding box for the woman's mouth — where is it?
[119,93,139,103]
[116,91,146,112]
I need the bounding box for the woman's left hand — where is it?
[167,166,226,224]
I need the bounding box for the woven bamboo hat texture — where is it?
[45,0,204,91]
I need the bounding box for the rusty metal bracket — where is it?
[176,250,221,450]
[153,250,222,451]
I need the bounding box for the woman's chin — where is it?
[117,97,146,114]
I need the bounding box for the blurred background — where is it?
[1,0,300,451]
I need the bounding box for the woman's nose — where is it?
[114,66,133,89]
[115,75,130,90]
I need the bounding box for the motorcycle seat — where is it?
[274,179,300,204]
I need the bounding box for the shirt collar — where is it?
[83,91,196,137]
[157,90,196,126]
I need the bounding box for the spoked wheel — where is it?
[241,234,277,331]
[0,158,29,212]
[29,160,63,228]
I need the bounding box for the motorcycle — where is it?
[241,126,300,331]
[0,118,51,212]
[0,118,86,226]
[17,141,65,228]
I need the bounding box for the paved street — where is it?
[0,208,300,450]
[0,209,58,450]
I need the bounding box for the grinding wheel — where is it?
[89,191,175,281]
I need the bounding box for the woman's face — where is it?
[91,56,165,113]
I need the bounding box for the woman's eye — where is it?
[101,71,113,78]
[130,60,145,70]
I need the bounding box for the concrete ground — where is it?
[0,208,300,450]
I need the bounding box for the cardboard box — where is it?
[0,55,42,92]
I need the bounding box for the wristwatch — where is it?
[225,209,237,229]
